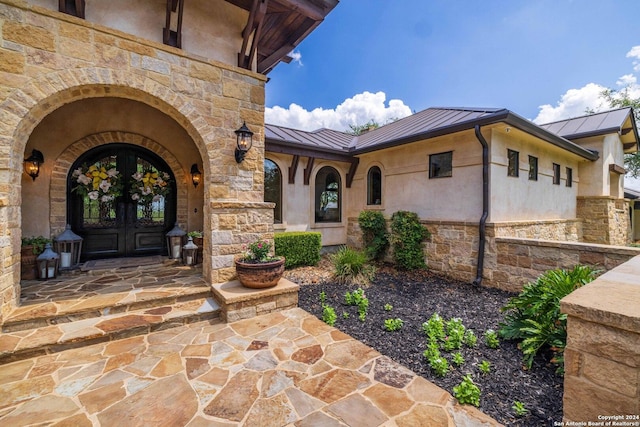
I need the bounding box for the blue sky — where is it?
[265,0,640,132]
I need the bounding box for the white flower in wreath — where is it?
[101,195,114,203]
[132,171,143,181]
[131,193,140,201]
[88,191,99,200]
[77,172,92,186]
[99,180,112,193]
[152,194,162,202]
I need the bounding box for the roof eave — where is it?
[265,139,354,162]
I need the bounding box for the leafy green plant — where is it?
[463,330,477,348]
[428,356,449,377]
[384,318,404,331]
[345,288,369,322]
[342,311,349,319]
[358,210,389,261]
[319,291,326,304]
[422,313,445,341]
[21,236,52,255]
[422,340,441,361]
[499,265,598,372]
[331,246,376,285]
[451,352,465,367]
[453,374,480,407]
[390,210,430,270]
[443,318,466,351]
[322,305,337,326]
[512,401,529,417]
[484,329,500,349]
[384,303,393,311]
[478,360,491,374]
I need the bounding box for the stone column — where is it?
[561,255,640,422]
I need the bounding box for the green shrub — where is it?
[331,246,375,285]
[358,210,388,261]
[383,318,404,331]
[322,305,337,326]
[453,374,480,406]
[274,232,321,268]
[344,287,370,321]
[499,265,598,373]
[390,211,430,270]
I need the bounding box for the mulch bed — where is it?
[292,263,563,426]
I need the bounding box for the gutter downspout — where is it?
[473,125,489,287]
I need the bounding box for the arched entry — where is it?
[68,144,177,260]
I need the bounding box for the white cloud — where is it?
[533,83,606,124]
[289,50,303,66]
[627,45,640,71]
[265,91,412,132]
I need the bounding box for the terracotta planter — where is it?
[235,257,285,289]
[21,245,38,280]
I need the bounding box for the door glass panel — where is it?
[71,155,121,228]
[129,157,172,225]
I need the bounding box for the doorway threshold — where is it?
[80,255,168,272]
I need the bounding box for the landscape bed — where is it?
[292,264,564,426]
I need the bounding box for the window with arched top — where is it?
[315,166,341,223]
[367,166,382,205]
[264,159,282,223]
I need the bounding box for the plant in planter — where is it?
[234,239,285,289]
[188,231,203,264]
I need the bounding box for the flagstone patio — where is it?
[0,261,500,426]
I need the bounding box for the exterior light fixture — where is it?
[165,222,186,260]
[36,243,59,280]
[234,121,253,163]
[54,224,83,270]
[182,236,198,266]
[24,149,44,181]
[190,163,202,188]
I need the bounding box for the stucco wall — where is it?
[25,0,246,67]
[489,127,582,221]
[576,134,626,197]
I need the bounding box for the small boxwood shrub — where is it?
[358,210,388,261]
[390,211,430,270]
[274,232,321,268]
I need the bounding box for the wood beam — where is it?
[163,0,184,48]
[274,0,326,21]
[609,163,626,175]
[288,155,299,184]
[303,157,315,186]
[238,0,268,70]
[346,159,359,189]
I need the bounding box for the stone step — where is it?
[0,297,221,365]
[4,284,211,333]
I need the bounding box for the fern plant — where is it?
[499,265,598,372]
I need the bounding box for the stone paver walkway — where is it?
[0,307,500,426]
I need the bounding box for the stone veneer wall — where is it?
[0,1,267,321]
[346,217,640,292]
[561,255,640,422]
[577,196,630,246]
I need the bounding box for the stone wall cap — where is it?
[212,278,299,305]
[496,237,640,255]
[211,201,275,210]
[561,255,640,332]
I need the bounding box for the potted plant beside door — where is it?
[21,236,51,280]
[235,239,285,289]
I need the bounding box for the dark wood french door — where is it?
[68,144,176,260]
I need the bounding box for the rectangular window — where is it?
[528,156,538,181]
[566,167,573,187]
[429,151,453,179]
[553,163,561,185]
[507,149,519,177]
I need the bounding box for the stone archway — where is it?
[50,132,189,237]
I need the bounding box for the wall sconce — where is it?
[234,121,253,163]
[24,149,44,181]
[190,163,202,188]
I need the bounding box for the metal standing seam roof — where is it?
[264,107,609,161]
[537,107,637,140]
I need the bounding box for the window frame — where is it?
[507,149,519,177]
[264,158,282,224]
[366,165,382,206]
[314,166,342,223]
[552,163,561,185]
[528,155,538,181]
[429,151,453,179]
[565,167,573,187]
